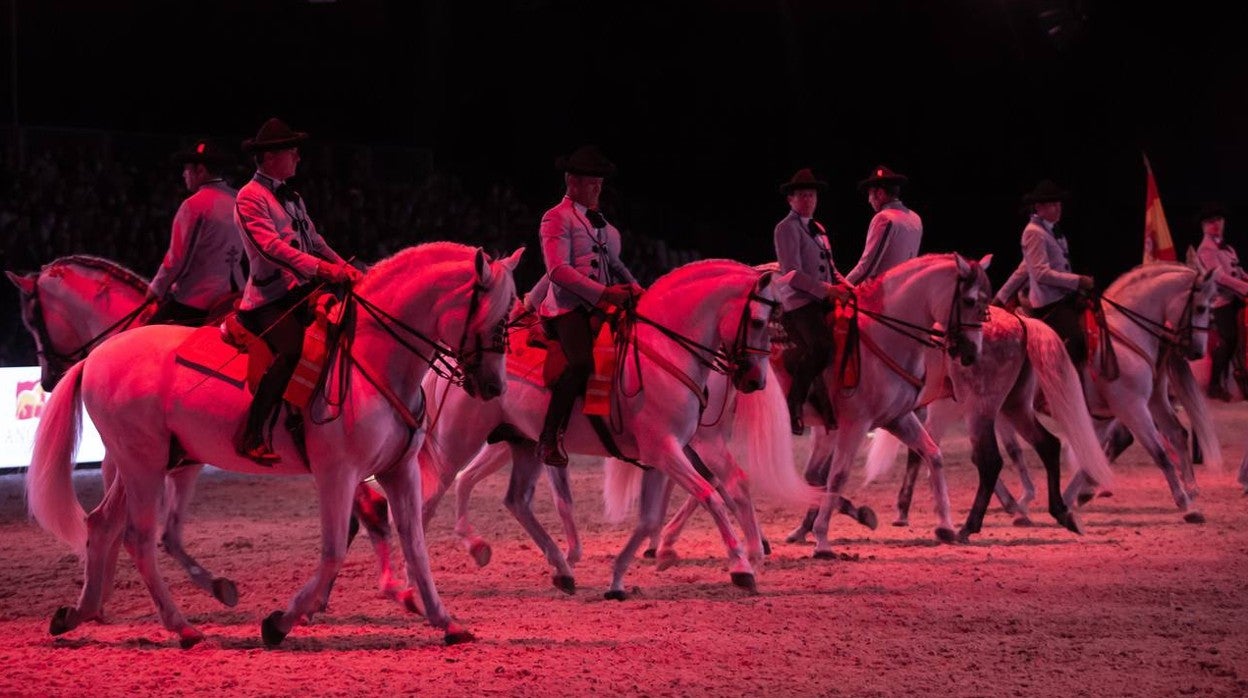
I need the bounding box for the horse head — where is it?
[723,270,781,393]
[1178,267,1216,361]
[455,247,524,400]
[945,253,993,366]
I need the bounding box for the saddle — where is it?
[506,315,618,415]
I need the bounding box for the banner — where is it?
[0,366,104,470]
[1143,154,1177,263]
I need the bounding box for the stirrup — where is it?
[236,438,281,466]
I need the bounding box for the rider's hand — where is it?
[318,260,363,285]
[1077,275,1095,292]
[601,284,634,308]
[825,283,852,304]
[629,282,646,298]
[989,297,1006,309]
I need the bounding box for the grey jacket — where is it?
[1197,234,1248,307]
[994,261,1029,306]
[149,180,244,310]
[537,196,638,317]
[1020,214,1081,308]
[845,200,923,285]
[235,172,346,311]
[773,210,842,311]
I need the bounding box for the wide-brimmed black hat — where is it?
[857,164,909,191]
[170,139,233,168]
[779,168,827,194]
[1196,202,1228,224]
[242,117,309,154]
[555,145,616,177]
[1022,179,1070,205]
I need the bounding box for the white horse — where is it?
[418,260,811,598]
[26,242,521,647]
[7,256,397,609]
[991,264,1221,520]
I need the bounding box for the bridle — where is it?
[1099,272,1210,357]
[853,262,987,358]
[24,282,154,389]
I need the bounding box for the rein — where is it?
[32,287,154,365]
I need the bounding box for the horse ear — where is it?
[498,246,525,274]
[977,253,993,270]
[954,253,971,277]
[1185,245,1203,271]
[474,248,491,285]
[757,270,773,290]
[5,270,35,294]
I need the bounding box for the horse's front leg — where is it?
[786,428,833,544]
[159,464,240,606]
[811,423,871,558]
[452,443,512,567]
[502,442,577,594]
[884,412,956,543]
[544,462,582,565]
[958,416,1005,542]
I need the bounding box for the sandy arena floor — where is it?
[1,404,1246,697]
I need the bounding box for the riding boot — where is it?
[235,360,292,465]
[810,373,837,430]
[537,371,581,467]
[785,391,807,436]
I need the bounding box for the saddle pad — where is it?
[175,325,249,389]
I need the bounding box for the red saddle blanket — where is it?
[507,318,616,415]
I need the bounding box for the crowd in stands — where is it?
[0,130,702,367]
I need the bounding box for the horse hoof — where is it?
[1012,516,1034,528]
[1059,513,1084,535]
[49,606,79,636]
[812,550,837,560]
[935,528,958,544]
[1183,511,1207,524]
[211,578,240,607]
[642,548,657,559]
[762,539,772,556]
[179,628,206,650]
[444,627,476,645]
[469,540,492,567]
[1076,492,1095,506]
[1097,490,1114,498]
[604,589,628,601]
[552,575,576,595]
[655,550,679,572]
[892,518,909,528]
[956,528,973,544]
[261,611,288,647]
[730,572,758,594]
[857,507,879,531]
[784,530,808,544]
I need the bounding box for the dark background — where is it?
[2,0,1246,284]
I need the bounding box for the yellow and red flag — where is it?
[1143,154,1176,263]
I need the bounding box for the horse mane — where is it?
[358,241,479,293]
[47,255,149,295]
[855,252,956,300]
[646,258,757,299]
[1105,262,1192,295]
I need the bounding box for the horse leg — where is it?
[157,464,239,607]
[502,442,576,594]
[655,491,698,569]
[1150,389,1198,500]
[51,464,128,637]
[1098,399,1201,522]
[374,460,473,644]
[811,424,870,558]
[957,416,1005,542]
[894,448,923,527]
[544,464,582,565]
[607,468,669,600]
[883,413,956,543]
[993,420,1035,518]
[646,476,677,558]
[119,464,204,648]
[260,470,358,647]
[452,443,511,567]
[351,481,400,603]
[786,429,832,544]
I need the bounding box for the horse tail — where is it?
[864,428,906,484]
[1168,356,1223,473]
[27,361,88,556]
[417,374,454,504]
[1021,317,1114,488]
[729,364,820,509]
[602,458,642,524]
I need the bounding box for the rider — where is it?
[233,117,362,464]
[1015,179,1095,366]
[1195,203,1248,400]
[146,139,245,326]
[844,165,923,285]
[773,168,850,434]
[534,145,643,467]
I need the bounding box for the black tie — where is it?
[586,210,607,229]
[808,219,821,237]
[275,183,301,204]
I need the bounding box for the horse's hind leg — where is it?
[544,463,582,565]
[351,481,400,602]
[1149,388,1198,500]
[502,442,576,593]
[646,476,677,558]
[1002,404,1081,534]
[51,465,128,637]
[993,421,1035,519]
[958,416,1005,543]
[883,413,956,543]
[608,468,670,599]
[894,448,922,526]
[157,464,239,607]
[1097,398,1201,522]
[786,430,832,544]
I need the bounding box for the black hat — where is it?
[242,117,309,154]
[857,164,909,191]
[170,139,233,168]
[1197,202,1228,224]
[779,168,827,194]
[555,145,616,177]
[1022,179,1070,205]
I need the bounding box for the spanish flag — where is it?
[1143,154,1176,263]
